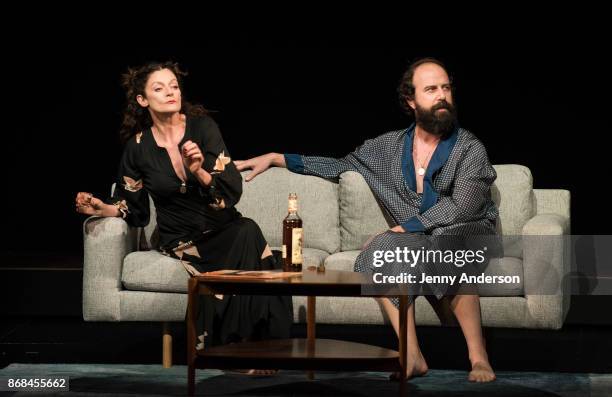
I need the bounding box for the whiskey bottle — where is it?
[282,193,303,271]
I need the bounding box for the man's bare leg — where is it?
[449,294,496,382]
[377,298,428,379]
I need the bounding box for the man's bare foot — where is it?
[390,351,429,381]
[468,361,496,382]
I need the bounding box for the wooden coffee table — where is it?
[187,268,409,396]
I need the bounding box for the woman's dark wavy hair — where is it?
[397,57,452,120]
[119,61,207,142]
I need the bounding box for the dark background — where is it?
[3,23,609,255]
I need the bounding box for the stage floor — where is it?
[1,363,610,396]
[1,317,611,375]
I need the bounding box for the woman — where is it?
[75,62,292,373]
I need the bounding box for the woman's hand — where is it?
[181,140,204,174]
[234,153,283,182]
[75,192,116,217]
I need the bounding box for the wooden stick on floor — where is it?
[187,277,198,396]
[163,322,173,368]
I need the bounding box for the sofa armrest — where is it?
[82,216,137,321]
[521,214,571,329]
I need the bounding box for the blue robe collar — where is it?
[401,123,459,213]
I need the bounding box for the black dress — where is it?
[107,115,293,345]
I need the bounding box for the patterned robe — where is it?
[284,123,501,305]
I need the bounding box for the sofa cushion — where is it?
[491,165,536,258]
[237,168,341,253]
[324,250,524,296]
[478,256,524,296]
[122,251,188,293]
[323,250,362,271]
[122,248,330,293]
[338,171,391,251]
[491,164,536,236]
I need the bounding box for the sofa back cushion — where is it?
[491,164,536,236]
[236,168,341,253]
[339,171,393,251]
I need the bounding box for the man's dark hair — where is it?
[397,57,453,119]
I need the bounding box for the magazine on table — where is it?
[199,269,302,280]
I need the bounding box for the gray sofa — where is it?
[82,165,571,366]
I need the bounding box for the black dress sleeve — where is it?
[106,135,150,227]
[198,117,243,210]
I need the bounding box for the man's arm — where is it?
[235,135,387,182]
[283,153,355,180]
[236,151,356,181]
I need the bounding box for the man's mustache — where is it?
[431,101,453,112]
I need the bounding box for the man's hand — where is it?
[234,153,284,182]
[182,140,204,174]
[362,225,406,249]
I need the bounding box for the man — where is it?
[235,58,498,382]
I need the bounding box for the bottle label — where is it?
[288,198,298,213]
[282,244,287,259]
[291,228,303,264]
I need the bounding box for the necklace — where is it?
[413,132,438,176]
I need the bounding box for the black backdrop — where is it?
[3,22,609,260]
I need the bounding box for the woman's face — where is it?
[136,68,182,114]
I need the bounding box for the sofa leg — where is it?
[163,322,172,368]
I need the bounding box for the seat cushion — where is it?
[324,250,524,296]
[122,248,330,293]
[477,256,524,296]
[323,250,362,271]
[122,251,188,293]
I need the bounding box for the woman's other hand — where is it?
[75,192,108,216]
[182,140,204,174]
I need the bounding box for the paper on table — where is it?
[201,270,302,279]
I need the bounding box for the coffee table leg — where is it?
[398,295,408,396]
[187,277,198,396]
[307,295,316,380]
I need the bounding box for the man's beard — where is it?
[415,100,458,138]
